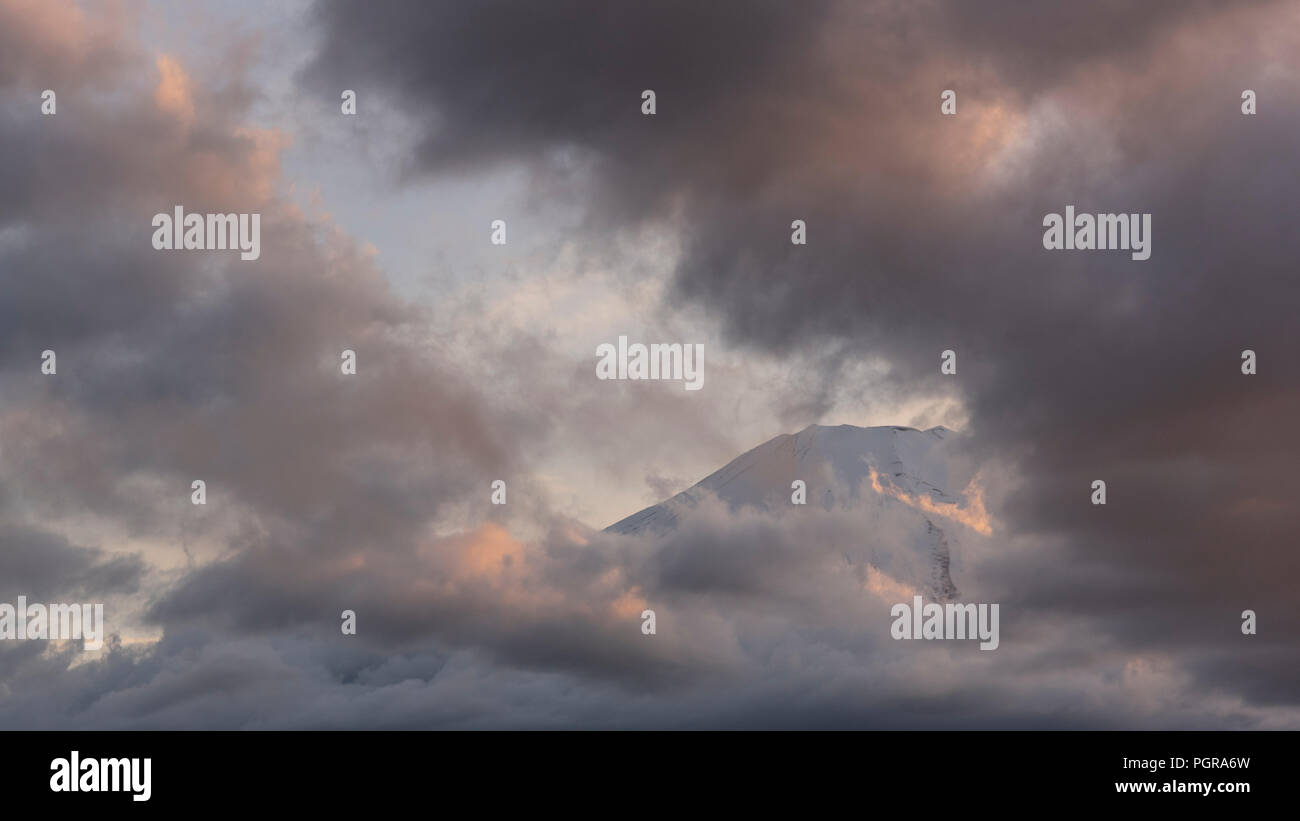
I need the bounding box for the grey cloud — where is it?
[300,0,1300,719]
[0,523,145,601]
[0,0,1296,729]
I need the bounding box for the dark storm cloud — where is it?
[301,0,836,229]
[303,0,1300,714]
[0,522,144,601]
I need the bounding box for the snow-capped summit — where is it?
[605,424,981,601]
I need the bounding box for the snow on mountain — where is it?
[604,424,982,601]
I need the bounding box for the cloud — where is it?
[0,0,1296,728]
[153,55,195,129]
[298,0,1300,720]
[5,490,1295,729]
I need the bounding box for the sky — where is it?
[0,0,1296,728]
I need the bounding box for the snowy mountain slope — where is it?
[605,424,979,601]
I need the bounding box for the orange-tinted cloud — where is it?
[869,467,992,536]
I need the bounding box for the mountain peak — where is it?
[604,422,972,600]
